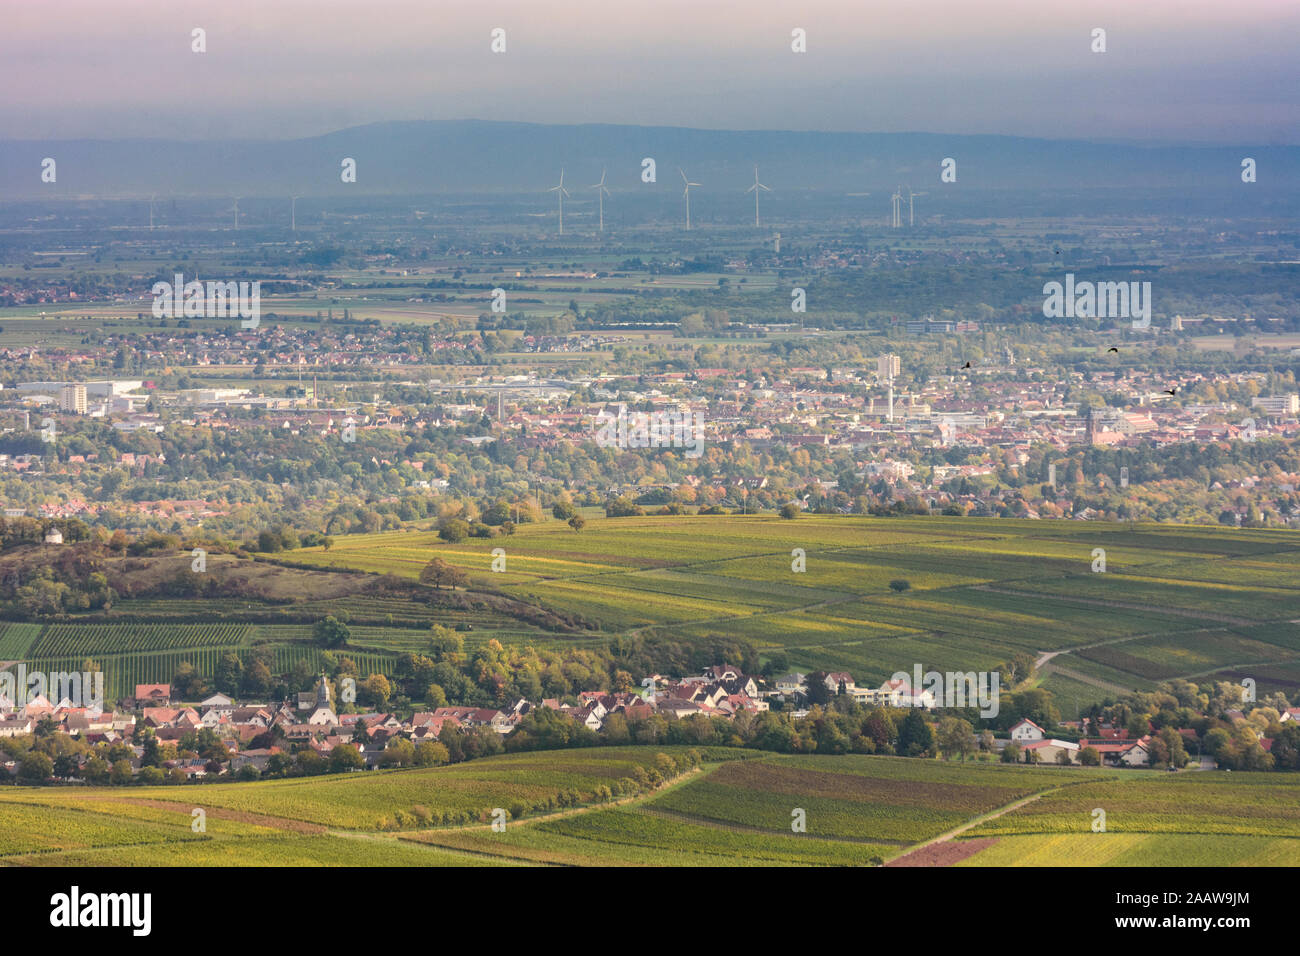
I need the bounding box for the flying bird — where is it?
[962,361,972,369]
[1107,347,1119,353]
[1164,387,1178,396]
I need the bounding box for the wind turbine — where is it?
[679,168,701,230]
[231,196,241,230]
[148,194,156,231]
[890,186,903,229]
[745,165,771,227]
[291,196,300,232]
[904,186,927,227]
[590,169,610,233]
[548,169,570,235]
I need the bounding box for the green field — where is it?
[954,770,1300,866]
[641,754,1067,842]
[7,514,1300,709]
[1,749,1295,867]
[966,772,1300,838]
[270,515,1300,707]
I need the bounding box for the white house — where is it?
[702,665,744,683]
[1009,718,1046,742]
[199,693,234,713]
[869,679,936,710]
[824,672,856,694]
[1119,738,1152,767]
[0,716,34,738]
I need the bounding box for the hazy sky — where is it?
[3,0,1297,144]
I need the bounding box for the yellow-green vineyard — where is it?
[5,514,1300,708]
[275,514,1300,709]
[0,749,1296,867]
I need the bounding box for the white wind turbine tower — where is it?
[291,196,300,232]
[904,186,927,227]
[890,186,903,229]
[231,196,241,230]
[590,169,610,233]
[679,168,701,230]
[746,165,771,227]
[148,194,156,230]
[549,169,570,235]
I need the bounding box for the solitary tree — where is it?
[938,717,975,761]
[313,615,351,648]
[420,558,468,590]
[438,519,469,543]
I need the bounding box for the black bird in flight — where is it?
[1107,347,1119,353]
[1164,387,1178,396]
[962,361,972,369]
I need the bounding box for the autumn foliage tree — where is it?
[420,558,469,590]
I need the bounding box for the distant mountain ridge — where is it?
[2,119,1297,198]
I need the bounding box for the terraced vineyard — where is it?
[1,621,403,701]
[1,749,1293,867]
[31,623,255,657]
[0,622,41,660]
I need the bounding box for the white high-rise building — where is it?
[877,354,900,381]
[59,384,87,415]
